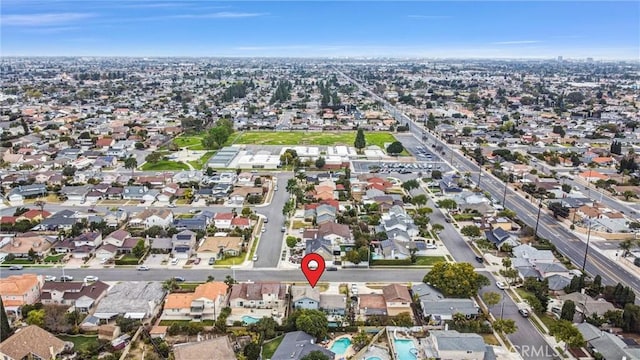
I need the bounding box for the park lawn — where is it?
[233,131,397,147]
[173,135,205,150]
[188,151,215,170]
[414,256,447,266]
[58,335,99,353]
[2,258,35,264]
[141,160,190,171]
[262,336,284,359]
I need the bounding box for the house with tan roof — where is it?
[382,284,412,317]
[0,325,66,360]
[15,209,51,222]
[197,236,244,259]
[173,336,236,360]
[0,234,55,257]
[41,280,109,312]
[578,170,609,182]
[358,294,387,318]
[0,274,43,315]
[162,282,228,321]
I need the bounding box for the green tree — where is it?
[460,225,481,237]
[124,156,137,177]
[354,128,366,151]
[295,309,329,340]
[224,275,237,288]
[243,342,261,360]
[411,194,428,208]
[402,179,419,192]
[286,236,298,249]
[550,320,585,349]
[315,156,325,169]
[391,312,414,327]
[482,291,502,309]
[431,223,444,233]
[423,262,490,297]
[145,152,162,164]
[619,239,634,257]
[622,190,637,201]
[26,308,45,327]
[386,141,404,155]
[352,330,370,350]
[250,316,279,340]
[62,165,76,177]
[561,300,576,321]
[0,297,12,341]
[301,351,331,360]
[132,239,145,258]
[436,199,458,210]
[493,318,517,335]
[163,278,179,291]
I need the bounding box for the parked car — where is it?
[44,275,56,281]
[60,275,74,282]
[496,281,506,290]
[281,226,286,232]
[208,257,216,265]
[475,255,484,263]
[171,258,179,265]
[193,258,201,265]
[174,276,185,282]
[425,244,437,249]
[8,265,23,270]
[84,276,99,282]
[168,203,176,208]
[518,308,530,317]
[137,265,150,271]
[252,255,258,261]
[634,257,640,267]
[326,267,338,271]
[88,208,98,213]
[261,227,266,233]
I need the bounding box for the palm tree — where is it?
[622,190,636,201]
[124,156,137,178]
[619,239,634,258]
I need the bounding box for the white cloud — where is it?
[22,26,81,34]
[1,12,95,26]
[491,40,542,45]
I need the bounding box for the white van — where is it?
[171,258,179,265]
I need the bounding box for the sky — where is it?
[1,1,639,59]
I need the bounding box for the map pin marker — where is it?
[301,253,325,288]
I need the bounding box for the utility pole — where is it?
[582,217,593,273]
[534,196,544,240]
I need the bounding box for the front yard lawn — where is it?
[215,253,246,266]
[1,258,35,264]
[178,282,202,291]
[414,256,447,266]
[43,253,65,262]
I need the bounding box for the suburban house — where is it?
[412,283,480,324]
[0,274,44,316]
[228,282,287,312]
[34,209,79,231]
[319,294,347,318]
[318,222,353,245]
[60,185,92,203]
[197,236,244,260]
[172,230,197,259]
[358,294,387,318]
[40,281,109,312]
[103,229,130,247]
[270,331,335,360]
[577,322,640,360]
[15,209,51,222]
[382,284,412,317]
[0,325,67,360]
[162,282,228,321]
[213,212,234,229]
[6,184,47,202]
[291,286,320,310]
[484,227,520,249]
[129,209,174,229]
[93,281,165,321]
[0,234,56,257]
[424,330,493,360]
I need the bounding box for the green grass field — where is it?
[173,135,205,150]
[414,256,447,266]
[233,131,397,147]
[262,336,284,359]
[141,160,190,171]
[58,335,99,353]
[188,151,215,170]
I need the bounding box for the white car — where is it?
[84,276,99,282]
[261,227,266,233]
[44,275,56,282]
[425,244,437,249]
[252,255,258,261]
[137,265,150,271]
[496,281,506,290]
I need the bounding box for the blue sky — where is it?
[1,1,639,59]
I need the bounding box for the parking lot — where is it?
[351,160,448,174]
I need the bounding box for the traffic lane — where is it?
[0,267,429,283]
[478,281,555,360]
[253,175,291,268]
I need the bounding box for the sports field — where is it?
[233,131,396,147]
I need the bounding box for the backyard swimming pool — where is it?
[241,315,260,324]
[330,337,352,355]
[394,338,417,360]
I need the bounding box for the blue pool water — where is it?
[366,358,382,360]
[241,315,260,324]
[330,337,351,355]
[394,338,417,360]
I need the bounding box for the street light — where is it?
[534,196,544,240]
[581,216,593,273]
